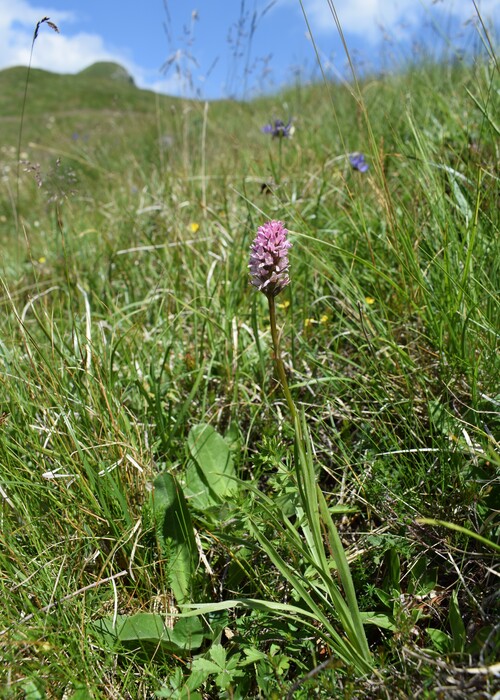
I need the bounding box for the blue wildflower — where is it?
[262,119,294,139]
[349,152,369,172]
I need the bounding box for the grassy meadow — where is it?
[0,25,499,700]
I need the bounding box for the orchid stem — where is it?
[268,295,303,442]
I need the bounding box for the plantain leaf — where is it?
[151,471,197,604]
[185,424,238,510]
[92,613,205,659]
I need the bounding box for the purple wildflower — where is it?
[349,152,369,173]
[261,119,294,139]
[249,220,292,297]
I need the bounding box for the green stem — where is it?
[277,136,283,184]
[267,293,372,668]
[268,295,299,432]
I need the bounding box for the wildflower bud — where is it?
[249,220,291,297]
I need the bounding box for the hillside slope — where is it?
[0,62,168,118]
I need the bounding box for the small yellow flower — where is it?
[277,300,290,310]
[189,222,200,233]
[304,318,317,329]
[38,256,46,264]
[365,296,375,305]
[320,314,329,324]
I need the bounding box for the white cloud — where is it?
[0,1,75,66]
[288,0,495,42]
[0,1,146,84]
[0,1,191,96]
[0,0,74,31]
[3,28,121,74]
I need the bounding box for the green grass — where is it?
[0,46,499,700]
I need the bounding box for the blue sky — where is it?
[0,1,496,99]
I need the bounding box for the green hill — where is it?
[77,61,135,84]
[0,61,193,168]
[0,58,261,228]
[0,62,166,118]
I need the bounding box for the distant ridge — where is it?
[77,62,135,85]
[0,62,171,118]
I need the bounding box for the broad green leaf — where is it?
[151,471,197,604]
[359,612,397,631]
[373,587,393,610]
[92,613,205,658]
[426,627,452,653]
[449,589,466,652]
[185,424,238,510]
[20,680,45,700]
